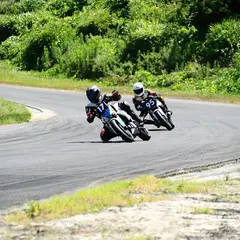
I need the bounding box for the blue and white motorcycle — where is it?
[141,97,174,130]
[96,101,151,142]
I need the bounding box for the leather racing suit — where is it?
[132,89,172,125]
[85,92,143,141]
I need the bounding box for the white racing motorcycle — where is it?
[96,101,151,142]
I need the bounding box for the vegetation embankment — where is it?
[1,61,240,104]
[0,97,31,125]
[4,175,240,224]
[0,0,240,100]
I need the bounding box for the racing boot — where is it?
[119,101,144,127]
[159,98,172,117]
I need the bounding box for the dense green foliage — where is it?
[1,0,240,94]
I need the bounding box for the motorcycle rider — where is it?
[85,85,144,141]
[132,82,172,125]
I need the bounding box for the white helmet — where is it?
[133,82,144,96]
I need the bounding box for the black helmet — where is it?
[86,85,102,103]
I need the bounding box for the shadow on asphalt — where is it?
[148,128,168,132]
[68,140,136,144]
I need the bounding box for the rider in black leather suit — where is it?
[132,82,172,126]
[85,85,143,141]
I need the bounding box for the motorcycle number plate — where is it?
[97,102,108,113]
[143,98,157,109]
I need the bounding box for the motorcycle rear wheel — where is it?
[138,127,151,141]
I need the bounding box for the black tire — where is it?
[167,116,175,129]
[110,119,134,142]
[138,127,151,141]
[154,110,173,130]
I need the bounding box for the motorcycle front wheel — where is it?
[154,110,174,131]
[110,119,134,142]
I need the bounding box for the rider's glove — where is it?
[87,112,95,123]
[153,93,160,99]
[87,112,92,118]
[112,90,121,101]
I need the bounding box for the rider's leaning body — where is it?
[132,89,163,112]
[85,93,120,123]
[132,82,172,126]
[132,83,171,114]
[85,86,143,141]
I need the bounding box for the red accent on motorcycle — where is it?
[100,129,105,136]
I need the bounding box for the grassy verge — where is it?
[191,206,216,215]
[0,98,31,125]
[0,61,240,104]
[4,175,232,224]
[129,236,152,240]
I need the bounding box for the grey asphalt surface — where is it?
[0,84,240,212]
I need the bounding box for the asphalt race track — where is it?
[0,84,240,212]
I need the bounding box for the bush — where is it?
[11,0,88,16]
[113,61,134,76]
[0,36,20,59]
[122,20,167,62]
[155,62,217,91]
[167,25,198,71]
[105,0,130,17]
[59,36,121,79]
[133,70,156,87]
[0,0,16,14]
[0,11,57,44]
[155,74,176,88]
[153,61,240,95]
[180,0,232,32]
[75,8,112,37]
[129,0,181,23]
[215,68,240,94]
[12,0,46,14]
[122,17,197,71]
[0,15,18,43]
[46,0,87,17]
[136,48,170,75]
[5,18,75,71]
[202,18,240,66]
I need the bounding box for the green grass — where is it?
[129,236,153,240]
[191,206,216,215]
[211,194,240,203]
[4,176,227,224]
[0,98,31,124]
[210,178,240,203]
[0,61,240,104]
